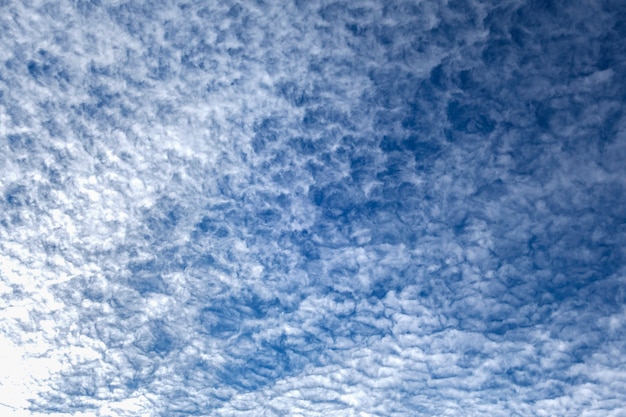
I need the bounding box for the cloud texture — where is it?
[1,0,625,416]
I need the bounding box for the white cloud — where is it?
[1,0,626,415]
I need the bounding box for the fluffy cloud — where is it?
[1,0,625,416]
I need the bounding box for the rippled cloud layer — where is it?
[1,0,625,416]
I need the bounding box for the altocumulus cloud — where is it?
[1,0,625,416]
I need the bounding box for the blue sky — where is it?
[1,0,625,416]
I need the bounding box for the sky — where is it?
[0,0,625,416]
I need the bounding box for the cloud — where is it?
[1,0,625,416]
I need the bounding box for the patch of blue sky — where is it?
[1,0,626,416]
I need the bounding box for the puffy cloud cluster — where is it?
[1,0,625,416]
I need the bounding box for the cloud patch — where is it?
[1,0,625,416]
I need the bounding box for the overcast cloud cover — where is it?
[1,0,625,416]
